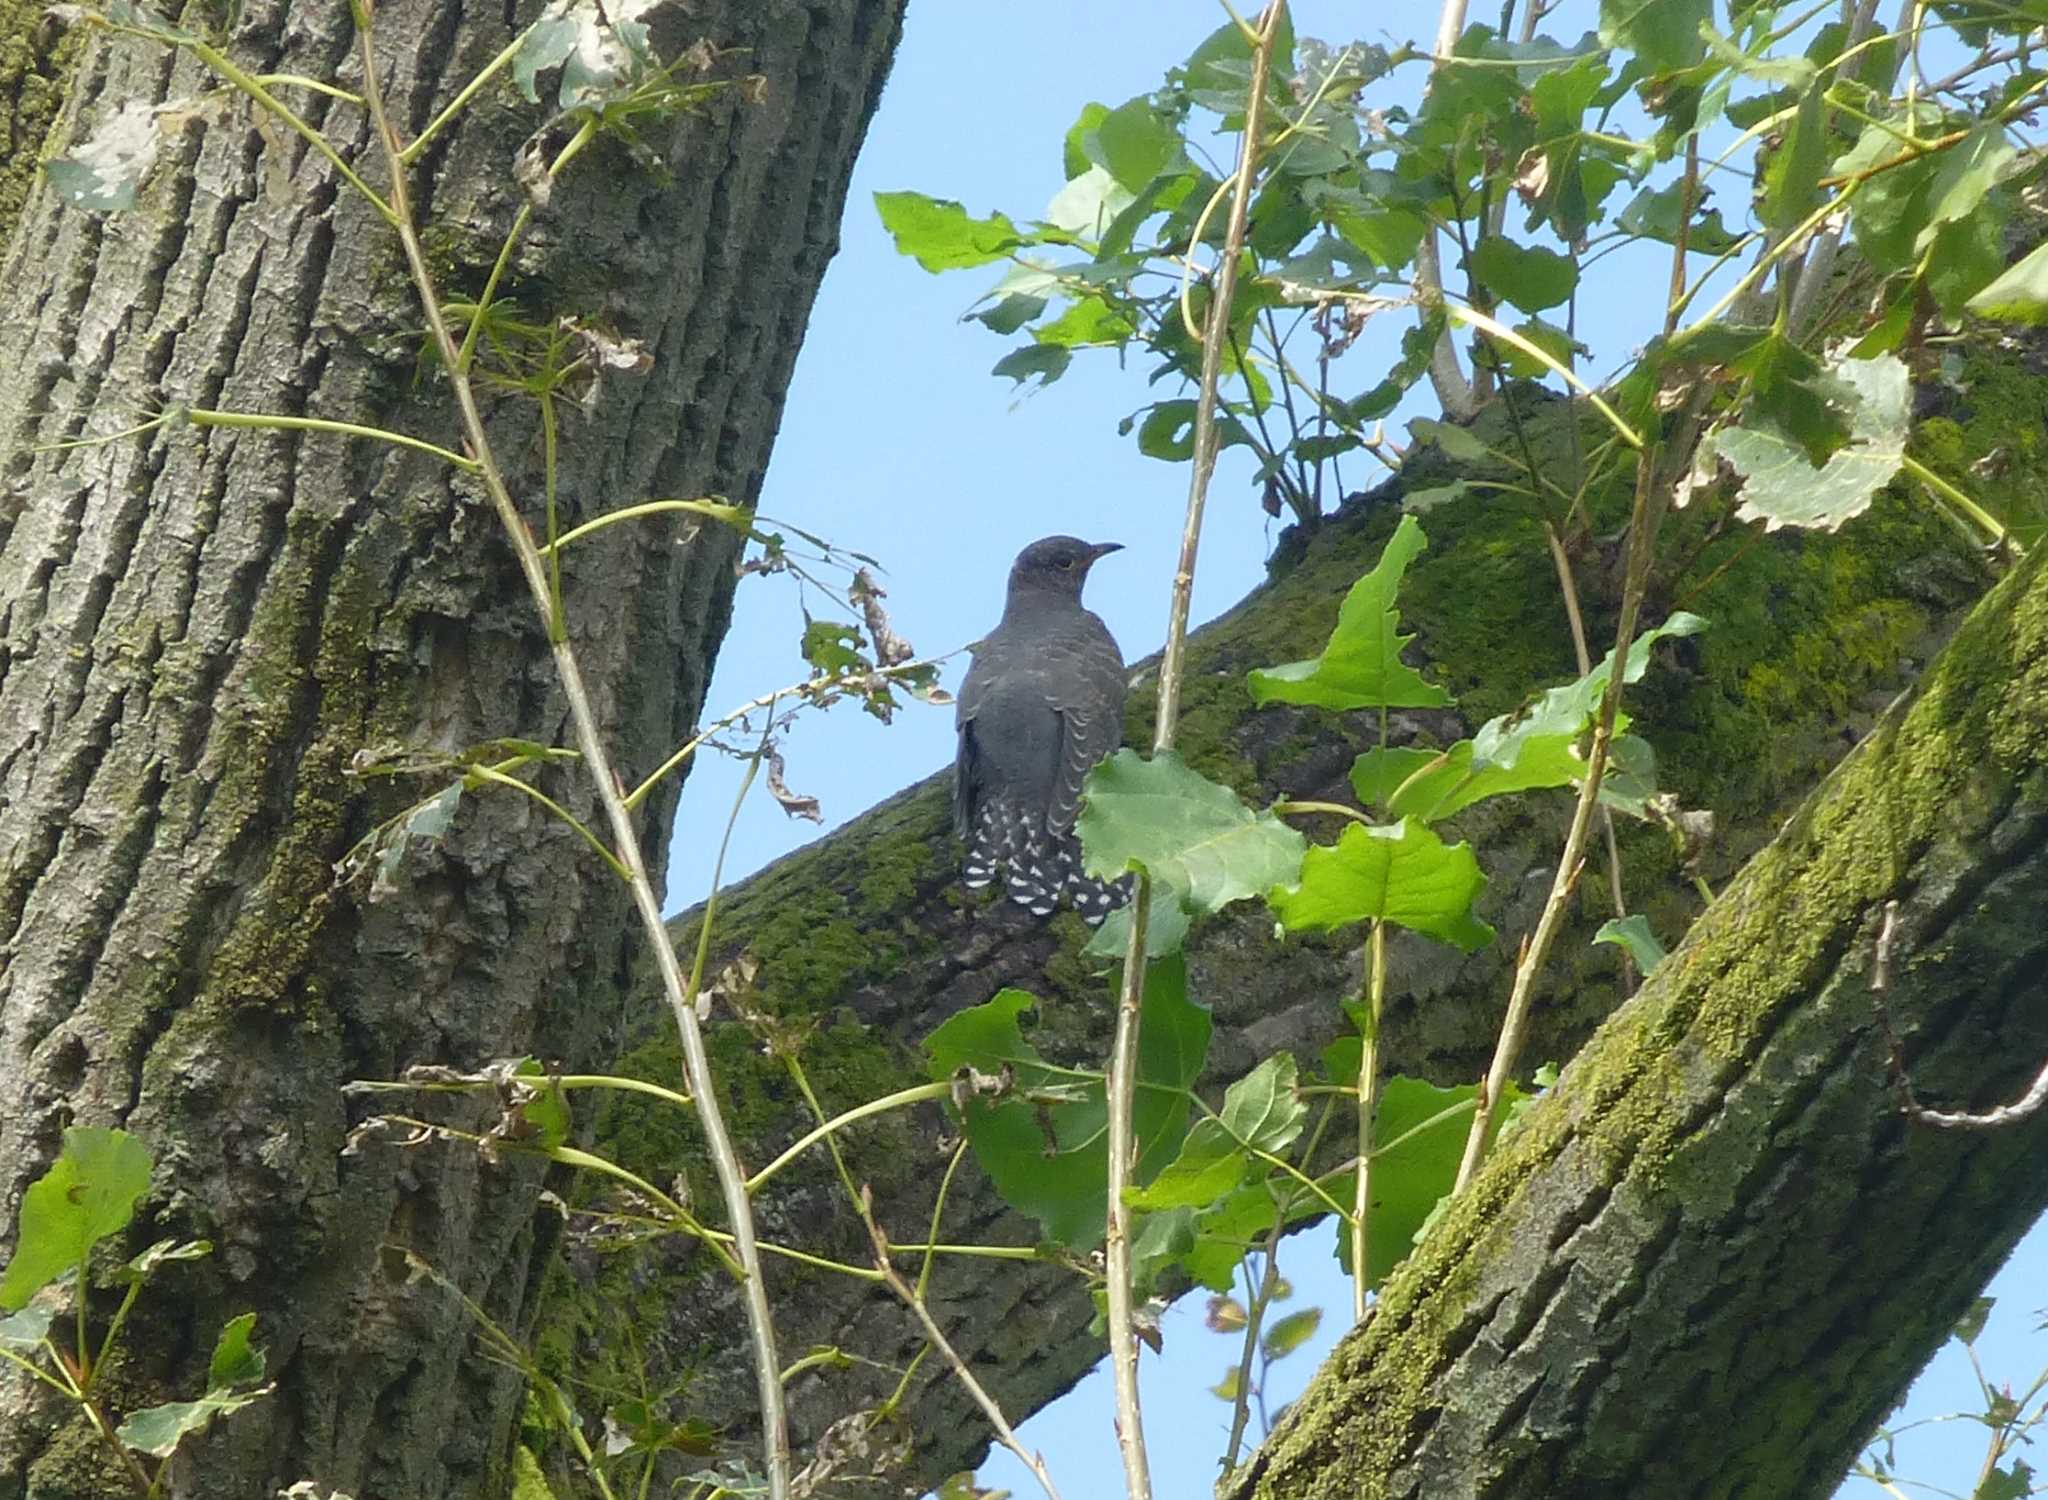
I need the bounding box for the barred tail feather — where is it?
[965,803,1133,922]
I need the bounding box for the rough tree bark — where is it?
[0,2,903,1496]
[552,370,2033,1493]
[1223,510,2048,1499]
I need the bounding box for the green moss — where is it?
[1911,336,2048,548]
[0,0,81,248]
[511,1444,559,1500]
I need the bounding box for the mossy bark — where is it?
[0,2,903,1497]
[555,361,2039,1493]
[1226,502,2048,1500]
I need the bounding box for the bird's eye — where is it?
[1057,556,1076,570]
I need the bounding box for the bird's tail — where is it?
[964,804,1132,923]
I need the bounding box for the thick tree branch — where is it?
[1228,533,2048,1500]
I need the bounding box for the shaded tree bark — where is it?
[0,1,903,1496]
[557,375,2028,1493]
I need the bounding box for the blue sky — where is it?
[657,3,2048,1493]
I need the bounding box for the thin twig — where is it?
[1221,1222,1284,1472]
[347,10,789,1494]
[1453,424,1682,1192]
[1351,921,1386,1322]
[1105,11,1284,1496]
[865,1208,1066,1500]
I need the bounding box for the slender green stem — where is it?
[541,393,564,640]
[348,15,788,1490]
[1443,302,1643,449]
[251,73,363,103]
[535,497,748,559]
[400,24,535,165]
[1901,455,2019,552]
[1351,921,1385,1323]
[553,1075,692,1109]
[1221,1212,1285,1472]
[454,120,598,374]
[185,407,480,470]
[1106,19,1284,1498]
[466,765,631,881]
[747,1081,954,1193]
[190,40,393,223]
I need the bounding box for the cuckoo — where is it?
[954,536,1130,921]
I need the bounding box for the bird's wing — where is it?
[1045,623,1127,834]
[953,652,991,840]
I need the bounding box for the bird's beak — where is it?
[1088,542,1125,561]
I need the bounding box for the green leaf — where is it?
[1128,1207,1197,1300]
[513,12,578,102]
[0,1127,153,1311]
[1136,401,1197,460]
[923,957,1208,1248]
[1046,166,1136,237]
[1616,180,1741,254]
[1594,914,1667,974]
[1269,820,1495,951]
[1975,1462,2032,1500]
[1247,515,1453,711]
[1832,107,1943,272]
[1335,1075,1490,1287]
[125,1238,211,1280]
[1924,198,2007,316]
[1077,751,1307,933]
[874,191,1023,272]
[1063,101,1111,180]
[1760,82,1826,235]
[1183,15,1297,105]
[1472,611,1707,769]
[991,345,1072,389]
[1599,0,1711,74]
[1710,353,1910,532]
[1490,318,1580,379]
[116,1387,271,1458]
[114,1312,271,1456]
[1468,237,1578,313]
[0,1305,53,1350]
[1182,1182,1288,1291]
[1920,123,2015,244]
[1126,1118,1249,1211]
[1353,613,1706,822]
[1219,1052,1307,1154]
[972,293,1048,335]
[1407,417,1494,465]
[1966,236,2048,323]
[800,620,864,676]
[514,1061,572,1151]
[1353,737,1582,822]
[1954,1295,1995,1347]
[1262,1307,1323,1361]
[207,1312,266,1390]
[46,101,161,213]
[1095,98,1180,191]
[1033,296,1134,348]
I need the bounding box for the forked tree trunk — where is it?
[0,1,903,1495]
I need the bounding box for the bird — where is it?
[954,536,1131,922]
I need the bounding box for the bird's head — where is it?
[1007,536,1123,602]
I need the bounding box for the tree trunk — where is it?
[0,1,903,1496]
[557,365,2030,1493]
[1227,531,2048,1500]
